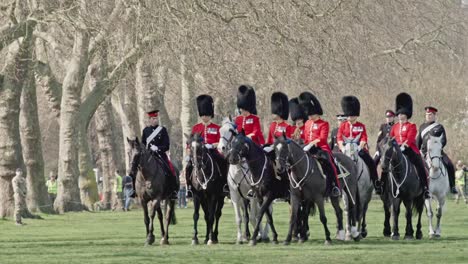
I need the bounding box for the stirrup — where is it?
[223,184,230,194]
[331,186,341,197]
[424,189,431,199]
[247,189,255,198]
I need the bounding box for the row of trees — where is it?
[1,0,467,216]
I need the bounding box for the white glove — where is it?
[374,151,380,157]
[205,143,213,149]
[303,143,313,152]
[263,146,273,153]
[150,145,159,152]
[184,155,190,162]
[400,145,405,152]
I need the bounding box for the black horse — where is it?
[127,137,177,246]
[380,137,425,240]
[274,135,333,245]
[187,133,226,245]
[228,130,289,246]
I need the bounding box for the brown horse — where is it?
[127,137,177,246]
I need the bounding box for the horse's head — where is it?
[273,133,290,175]
[126,137,143,177]
[189,133,208,170]
[426,135,443,171]
[217,115,237,156]
[342,135,361,162]
[380,136,398,172]
[228,130,250,165]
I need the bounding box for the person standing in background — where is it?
[122,174,134,211]
[45,171,58,205]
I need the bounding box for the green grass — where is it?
[1,198,468,264]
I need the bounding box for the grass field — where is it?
[1,197,468,264]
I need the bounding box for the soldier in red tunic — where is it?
[234,85,265,146]
[389,93,430,199]
[337,96,381,194]
[185,95,229,193]
[288,98,307,142]
[265,92,292,146]
[299,92,341,197]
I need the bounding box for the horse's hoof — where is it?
[404,235,414,240]
[324,240,332,246]
[262,237,270,243]
[361,230,368,238]
[192,239,199,246]
[383,229,391,237]
[236,240,243,245]
[249,240,257,246]
[284,240,291,246]
[212,239,219,244]
[292,236,299,243]
[416,232,423,240]
[353,235,361,242]
[271,239,279,245]
[392,235,400,241]
[336,230,346,241]
[345,234,352,241]
[160,239,169,245]
[298,238,306,244]
[434,234,441,239]
[207,240,214,246]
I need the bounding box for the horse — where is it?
[425,135,449,239]
[380,137,425,240]
[217,117,270,244]
[228,130,290,246]
[187,133,225,245]
[274,135,334,245]
[341,135,374,239]
[127,137,177,246]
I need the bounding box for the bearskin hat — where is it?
[271,92,289,120]
[395,92,413,119]
[196,94,214,117]
[289,98,307,122]
[298,92,323,116]
[341,96,360,117]
[237,85,257,115]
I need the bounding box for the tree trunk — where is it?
[54,30,90,213]
[19,51,53,214]
[0,35,33,217]
[180,55,197,168]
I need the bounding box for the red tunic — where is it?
[390,121,420,154]
[304,118,331,153]
[235,114,265,145]
[191,123,220,144]
[266,121,293,144]
[289,125,305,140]
[337,121,368,143]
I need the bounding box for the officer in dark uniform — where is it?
[416,106,457,194]
[374,110,395,164]
[142,110,178,199]
[329,114,347,151]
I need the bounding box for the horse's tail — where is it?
[309,202,316,217]
[413,194,425,215]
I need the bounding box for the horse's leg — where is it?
[243,199,251,241]
[264,202,278,244]
[161,199,174,245]
[148,200,157,245]
[425,197,435,238]
[435,197,445,237]
[416,197,424,240]
[156,206,164,239]
[361,203,368,238]
[317,200,332,245]
[403,200,414,239]
[192,195,200,245]
[303,201,311,241]
[342,194,351,241]
[212,195,224,244]
[142,200,154,246]
[330,196,345,241]
[383,198,391,237]
[284,195,300,245]
[231,197,243,244]
[200,199,210,244]
[391,199,401,240]
[249,196,274,246]
[206,196,217,245]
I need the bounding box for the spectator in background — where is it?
[46,171,58,205]
[455,161,467,204]
[112,169,123,211]
[178,170,187,209]
[122,174,134,211]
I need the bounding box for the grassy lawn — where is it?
[1,197,468,264]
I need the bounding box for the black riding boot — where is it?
[443,152,458,194]
[404,148,431,199]
[317,153,340,197]
[210,149,230,196]
[359,150,382,194]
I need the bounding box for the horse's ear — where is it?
[126,137,131,143]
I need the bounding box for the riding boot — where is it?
[359,150,382,194]
[318,156,341,197]
[404,148,431,199]
[211,149,230,196]
[442,152,458,194]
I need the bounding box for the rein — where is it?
[286,143,312,189]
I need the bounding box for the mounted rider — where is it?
[141,110,178,200]
[329,114,347,152]
[265,92,292,150]
[299,92,341,197]
[234,85,265,146]
[337,96,381,194]
[416,106,457,194]
[389,93,430,199]
[374,110,396,164]
[288,98,307,142]
[185,94,229,194]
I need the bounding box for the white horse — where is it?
[425,135,449,239]
[217,117,270,244]
[341,135,373,240]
